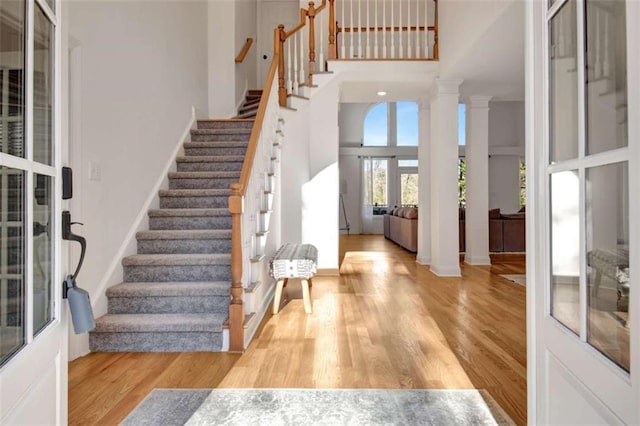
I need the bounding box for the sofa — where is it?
[383,207,418,252]
[459,208,526,253]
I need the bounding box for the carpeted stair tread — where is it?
[122,253,231,267]
[191,129,252,136]
[168,171,240,179]
[94,313,226,333]
[107,281,231,298]
[235,110,258,119]
[137,230,231,240]
[183,142,249,149]
[158,189,232,197]
[176,155,245,163]
[148,208,229,217]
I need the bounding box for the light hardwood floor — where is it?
[69,235,526,425]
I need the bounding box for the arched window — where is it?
[363,103,388,146]
[396,101,419,146]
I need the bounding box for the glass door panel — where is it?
[549,0,579,163]
[33,4,53,166]
[0,166,25,364]
[550,170,581,334]
[33,174,52,334]
[0,0,25,159]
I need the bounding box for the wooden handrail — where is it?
[235,38,254,63]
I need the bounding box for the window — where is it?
[363,103,388,146]
[458,104,466,145]
[458,158,466,207]
[519,161,526,206]
[363,158,388,215]
[396,102,418,146]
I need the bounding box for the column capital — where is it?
[435,79,463,95]
[418,97,431,110]
[467,95,493,108]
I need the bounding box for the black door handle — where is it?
[62,210,86,282]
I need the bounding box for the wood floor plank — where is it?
[68,235,527,425]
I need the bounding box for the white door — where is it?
[527,0,639,423]
[0,0,67,423]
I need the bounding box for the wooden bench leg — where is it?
[273,279,286,314]
[301,279,312,314]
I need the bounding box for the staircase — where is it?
[89,110,259,352]
[235,90,262,119]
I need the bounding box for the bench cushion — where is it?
[270,243,318,279]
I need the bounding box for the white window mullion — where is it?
[34,0,57,27]
[24,0,35,342]
[576,0,588,342]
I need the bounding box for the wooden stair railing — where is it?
[228,28,282,352]
[235,37,254,63]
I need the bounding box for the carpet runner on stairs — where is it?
[90,114,258,352]
[234,90,262,119]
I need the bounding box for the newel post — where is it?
[328,0,337,59]
[228,182,245,352]
[277,25,287,107]
[307,1,316,85]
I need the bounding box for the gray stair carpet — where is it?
[234,90,263,119]
[90,110,260,352]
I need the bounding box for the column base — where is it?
[416,254,431,265]
[429,264,462,277]
[464,255,492,265]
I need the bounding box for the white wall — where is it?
[256,1,299,85]
[235,0,258,102]
[67,0,209,359]
[488,100,525,213]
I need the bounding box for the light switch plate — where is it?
[89,161,101,181]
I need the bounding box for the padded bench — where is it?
[270,243,318,314]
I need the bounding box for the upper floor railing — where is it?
[275,0,438,106]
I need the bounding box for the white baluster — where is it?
[374,0,379,58]
[382,0,386,58]
[399,0,404,58]
[293,33,299,93]
[299,30,305,92]
[319,10,325,71]
[415,0,420,58]
[350,0,355,58]
[366,0,370,58]
[287,38,293,93]
[424,0,428,58]
[407,0,413,58]
[358,0,363,58]
[390,0,395,58]
[341,0,346,58]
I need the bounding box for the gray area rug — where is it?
[499,274,526,286]
[122,389,513,425]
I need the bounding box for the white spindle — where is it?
[382,0,386,58]
[415,0,420,58]
[358,0,363,57]
[293,34,299,93]
[390,0,395,58]
[299,30,305,91]
[341,0,346,58]
[366,0,370,58]
[399,0,404,58]
[319,10,325,71]
[287,38,293,93]
[424,0,428,58]
[407,0,413,58]
[350,0,355,58]
[374,0,379,58]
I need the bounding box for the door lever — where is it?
[62,210,86,282]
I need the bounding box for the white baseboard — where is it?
[430,264,462,277]
[416,254,431,265]
[464,255,492,266]
[90,107,196,314]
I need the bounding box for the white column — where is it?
[417,100,431,265]
[464,96,492,265]
[430,79,463,276]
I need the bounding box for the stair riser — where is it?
[124,264,231,282]
[169,177,237,190]
[159,195,228,209]
[137,238,231,254]
[108,295,229,314]
[191,133,251,142]
[238,105,259,115]
[184,147,247,156]
[89,331,223,352]
[197,121,254,130]
[149,216,232,230]
[176,162,243,172]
